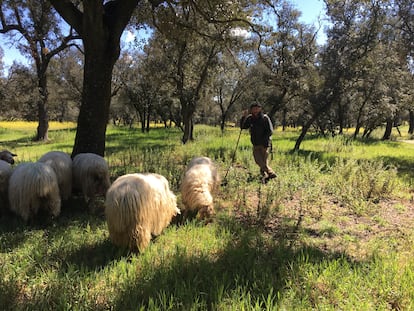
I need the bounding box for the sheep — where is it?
[180,156,220,221]
[187,156,214,167]
[187,156,220,185]
[105,173,180,252]
[0,160,13,215]
[72,153,111,206]
[0,150,17,164]
[38,151,72,201]
[8,162,61,222]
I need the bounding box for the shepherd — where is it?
[240,103,277,183]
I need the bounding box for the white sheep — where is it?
[187,156,214,167]
[0,160,13,214]
[72,153,111,204]
[8,162,61,222]
[0,150,17,164]
[187,156,220,186]
[180,156,220,220]
[105,173,180,252]
[38,151,72,201]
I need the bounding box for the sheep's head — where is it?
[90,171,111,197]
[198,204,215,220]
[0,150,17,164]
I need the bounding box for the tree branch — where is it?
[49,0,83,35]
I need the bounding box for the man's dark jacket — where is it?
[240,112,274,147]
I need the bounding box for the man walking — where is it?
[240,103,277,183]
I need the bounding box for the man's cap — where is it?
[250,103,262,109]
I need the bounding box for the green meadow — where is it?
[1,122,414,310]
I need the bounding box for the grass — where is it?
[1,122,414,310]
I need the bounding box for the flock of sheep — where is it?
[0,150,220,252]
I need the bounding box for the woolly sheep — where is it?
[105,173,179,252]
[8,162,61,222]
[180,156,220,220]
[72,153,111,204]
[0,150,17,164]
[186,156,220,184]
[0,160,13,214]
[38,151,72,201]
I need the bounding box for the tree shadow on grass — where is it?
[0,129,75,149]
[111,216,362,310]
[60,239,129,272]
[0,197,105,252]
[0,212,31,252]
[0,239,127,311]
[105,127,180,155]
[0,207,370,310]
[379,155,414,182]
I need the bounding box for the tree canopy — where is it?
[0,0,412,153]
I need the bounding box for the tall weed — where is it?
[321,134,355,154]
[327,158,400,214]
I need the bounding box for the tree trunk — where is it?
[50,0,139,157]
[353,123,361,139]
[337,106,344,135]
[294,122,311,151]
[408,110,414,135]
[353,105,365,139]
[181,103,195,144]
[72,55,115,156]
[35,70,49,141]
[138,110,145,132]
[220,112,227,133]
[182,116,194,144]
[363,128,373,139]
[146,109,150,132]
[36,101,49,141]
[294,96,334,151]
[382,118,393,140]
[282,108,287,131]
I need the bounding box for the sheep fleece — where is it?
[8,162,61,222]
[38,151,72,201]
[180,157,220,218]
[0,150,17,164]
[105,173,179,251]
[72,153,110,201]
[0,160,13,212]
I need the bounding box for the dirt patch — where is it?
[228,191,414,261]
[399,140,414,144]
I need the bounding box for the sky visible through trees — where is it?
[4,0,409,153]
[0,0,326,72]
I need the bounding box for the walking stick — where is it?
[222,127,243,186]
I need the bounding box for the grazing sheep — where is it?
[8,162,61,222]
[72,153,111,204]
[105,173,180,252]
[0,160,13,214]
[187,156,220,185]
[38,151,72,201]
[180,156,220,220]
[0,150,17,164]
[187,156,214,167]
